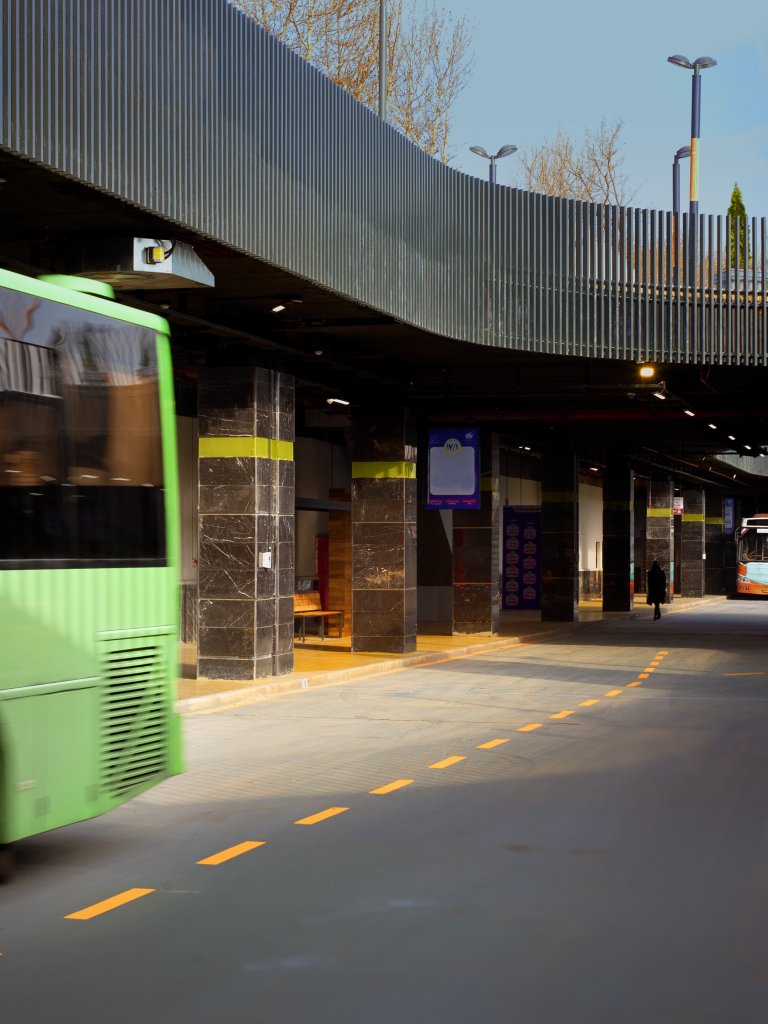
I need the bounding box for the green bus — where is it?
[0,269,182,878]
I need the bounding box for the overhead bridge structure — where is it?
[2,0,768,677]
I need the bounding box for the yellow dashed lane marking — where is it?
[550,710,574,719]
[643,667,656,673]
[65,888,155,921]
[477,738,510,749]
[518,723,543,732]
[197,841,265,866]
[429,756,466,769]
[658,650,669,655]
[605,689,624,697]
[295,807,349,825]
[580,699,600,707]
[627,681,643,688]
[370,779,414,795]
[638,673,650,679]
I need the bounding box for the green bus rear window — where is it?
[0,285,166,567]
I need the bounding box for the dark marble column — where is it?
[681,486,705,596]
[646,476,674,597]
[351,408,417,653]
[602,461,635,612]
[197,367,295,680]
[452,433,500,634]
[705,492,726,595]
[541,451,579,621]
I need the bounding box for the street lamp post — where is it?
[379,0,387,121]
[672,145,691,217]
[667,55,717,283]
[672,145,691,288]
[470,145,517,340]
[470,144,518,185]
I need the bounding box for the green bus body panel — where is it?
[0,268,181,845]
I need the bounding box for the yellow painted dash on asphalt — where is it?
[370,779,414,795]
[477,738,510,749]
[643,667,656,673]
[638,673,650,679]
[197,841,265,866]
[580,699,600,706]
[518,723,543,732]
[295,807,349,825]
[627,681,643,687]
[65,888,155,921]
[658,650,669,655]
[550,710,575,719]
[723,672,764,677]
[605,689,624,697]
[429,756,466,769]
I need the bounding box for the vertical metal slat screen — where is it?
[0,0,765,367]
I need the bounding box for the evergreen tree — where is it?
[728,183,751,267]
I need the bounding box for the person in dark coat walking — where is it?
[646,561,666,620]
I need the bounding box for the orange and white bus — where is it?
[737,515,768,596]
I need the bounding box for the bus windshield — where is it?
[738,528,768,563]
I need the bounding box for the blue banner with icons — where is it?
[502,506,542,610]
[426,427,480,509]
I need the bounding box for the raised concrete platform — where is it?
[176,598,724,715]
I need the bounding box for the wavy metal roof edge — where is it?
[1,0,766,365]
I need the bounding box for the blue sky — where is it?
[446,0,768,219]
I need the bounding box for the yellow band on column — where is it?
[198,437,294,460]
[352,461,416,479]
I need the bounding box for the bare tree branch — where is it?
[232,0,473,162]
[517,118,635,206]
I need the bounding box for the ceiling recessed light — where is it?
[271,303,286,313]
[708,423,717,430]
[728,435,736,441]
[683,409,695,417]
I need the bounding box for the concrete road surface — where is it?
[3,599,768,1023]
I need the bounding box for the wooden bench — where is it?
[293,592,344,641]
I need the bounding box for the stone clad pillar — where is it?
[602,461,634,611]
[452,433,500,634]
[646,476,674,597]
[705,492,726,594]
[541,451,579,621]
[197,368,295,680]
[351,409,417,653]
[681,486,705,596]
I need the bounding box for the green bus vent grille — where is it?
[100,639,168,799]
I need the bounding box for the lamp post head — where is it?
[470,145,491,159]
[668,54,716,71]
[675,146,691,161]
[495,145,518,160]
